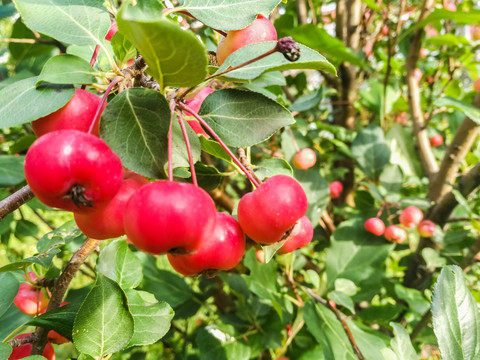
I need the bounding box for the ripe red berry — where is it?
[24,130,123,214]
[399,206,423,228]
[417,220,436,237]
[237,175,308,245]
[381,25,389,36]
[74,174,149,239]
[124,181,217,254]
[292,148,317,170]
[105,21,118,41]
[419,48,428,58]
[384,225,407,243]
[429,134,443,147]
[414,68,423,84]
[183,86,215,137]
[8,333,55,360]
[13,281,49,316]
[216,14,277,65]
[329,181,343,199]
[277,216,313,254]
[31,89,104,137]
[364,217,385,236]
[167,212,245,276]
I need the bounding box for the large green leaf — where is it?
[417,9,480,28]
[432,265,480,360]
[0,77,74,128]
[179,0,280,30]
[0,343,12,360]
[27,303,77,340]
[198,89,294,147]
[0,155,25,186]
[352,125,391,180]
[217,41,336,81]
[385,124,423,177]
[125,289,174,347]
[288,24,364,67]
[390,323,417,360]
[196,325,251,360]
[117,2,208,89]
[12,0,110,46]
[73,275,134,358]
[97,240,143,289]
[37,54,97,86]
[100,88,201,179]
[435,96,480,124]
[0,272,19,318]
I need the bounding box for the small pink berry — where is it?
[399,206,424,228]
[364,218,386,236]
[329,181,343,199]
[417,220,436,237]
[384,225,407,243]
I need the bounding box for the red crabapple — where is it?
[384,225,407,243]
[105,21,118,41]
[8,333,55,360]
[167,212,245,276]
[364,218,385,236]
[292,148,317,170]
[183,86,215,137]
[277,216,313,254]
[13,280,49,316]
[417,220,436,237]
[429,134,443,147]
[237,175,308,245]
[24,130,123,214]
[216,14,277,65]
[399,206,423,228]
[329,181,343,199]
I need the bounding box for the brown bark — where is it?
[296,0,308,25]
[0,185,34,221]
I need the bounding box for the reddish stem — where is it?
[81,45,100,90]
[177,112,198,186]
[178,103,261,188]
[168,100,175,182]
[87,77,120,134]
[288,127,300,152]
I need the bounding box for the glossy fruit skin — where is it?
[277,216,313,254]
[167,212,245,275]
[124,181,217,254]
[216,14,277,65]
[105,20,118,41]
[399,206,424,228]
[364,218,385,236]
[292,148,317,170]
[9,333,55,360]
[24,130,123,214]
[417,220,436,237]
[14,282,49,316]
[237,175,308,245]
[384,225,407,243]
[31,89,104,137]
[329,181,343,199]
[184,86,215,137]
[429,134,443,147]
[74,174,149,239]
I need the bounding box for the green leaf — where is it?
[0,248,60,272]
[0,3,16,18]
[0,272,19,318]
[125,289,174,347]
[434,96,480,124]
[294,168,329,227]
[199,136,233,164]
[0,343,12,360]
[432,265,480,360]
[0,77,74,128]
[380,164,403,193]
[73,275,134,358]
[117,2,208,89]
[217,41,337,81]
[37,220,85,253]
[0,303,36,341]
[37,54,97,86]
[289,88,322,112]
[254,158,293,179]
[97,239,143,289]
[180,0,280,31]
[110,32,136,65]
[288,24,363,67]
[390,323,417,360]
[385,124,423,177]
[199,89,294,147]
[0,155,25,186]
[12,0,111,46]
[417,9,480,28]
[194,163,225,191]
[352,125,391,180]
[196,325,251,360]
[27,303,77,340]
[394,284,430,314]
[328,290,355,314]
[100,88,201,179]
[347,321,389,359]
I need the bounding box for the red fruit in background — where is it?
[414,68,423,84]
[329,181,343,199]
[24,130,123,214]
[417,220,436,237]
[292,148,317,170]
[419,48,428,58]
[105,21,118,41]
[384,225,407,243]
[364,218,385,236]
[363,41,373,57]
[74,174,149,239]
[471,25,480,41]
[474,78,480,92]
[237,175,308,245]
[167,212,245,276]
[216,14,277,65]
[14,282,49,316]
[381,25,389,36]
[444,1,457,11]
[399,206,423,228]
[31,88,104,137]
[277,216,313,254]
[255,249,265,263]
[8,333,55,360]
[124,181,217,254]
[429,134,443,147]
[183,86,215,137]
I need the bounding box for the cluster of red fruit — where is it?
[364,206,436,243]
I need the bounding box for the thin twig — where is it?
[177,112,198,186]
[0,185,35,221]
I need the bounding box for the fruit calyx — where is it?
[64,184,94,208]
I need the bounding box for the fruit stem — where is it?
[177,112,198,186]
[178,103,261,188]
[88,76,120,134]
[288,127,300,153]
[167,100,175,182]
[81,45,100,91]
